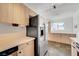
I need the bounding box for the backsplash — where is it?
[0,23,26,34]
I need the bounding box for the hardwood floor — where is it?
[48,41,71,56]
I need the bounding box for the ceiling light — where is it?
[53,5,56,9]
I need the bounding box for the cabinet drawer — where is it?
[17,49,24,56]
[18,41,34,50]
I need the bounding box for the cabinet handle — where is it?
[73,46,75,48]
[73,42,74,44]
[26,43,29,45]
[19,51,21,53]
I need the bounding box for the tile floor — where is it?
[48,41,71,56]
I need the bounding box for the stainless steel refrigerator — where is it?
[26,15,48,56]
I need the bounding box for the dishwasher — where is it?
[0,46,18,56]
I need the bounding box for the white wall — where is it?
[73,9,79,38]
[63,17,73,33]
[51,16,73,34]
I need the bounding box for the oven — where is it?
[0,46,18,56]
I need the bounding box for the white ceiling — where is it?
[24,3,79,20]
[25,3,52,12]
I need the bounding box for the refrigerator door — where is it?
[39,23,48,56]
[39,36,47,56]
[44,23,48,55]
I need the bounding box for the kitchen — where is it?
[0,3,48,56]
[0,3,79,56]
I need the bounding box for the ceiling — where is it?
[24,3,79,20]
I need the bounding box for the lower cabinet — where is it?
[18,40,34,56]
[71,46,77,56]
[71,41,77,56]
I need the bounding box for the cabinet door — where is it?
[0,4,29,25]
[8,4,14,24]
[25,41,34,56]
[0,4,10,23]
[24,5,29,25]
[13,4,28,25]
[71,41,77,56]
[18,40,34,56]
[0,4,15,24]
[71,46,77,56]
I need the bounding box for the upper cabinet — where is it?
[13,4,29,25]
[0,4,10,23]
[0,4,37,26]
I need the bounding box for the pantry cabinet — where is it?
[18,40,34,56]
[0,4,37,25]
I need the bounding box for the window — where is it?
[51,22,64,32]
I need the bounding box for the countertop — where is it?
[70,37,79,43]
[0,32,35,52]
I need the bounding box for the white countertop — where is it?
[70,37,79,43]
[0,32,35,52]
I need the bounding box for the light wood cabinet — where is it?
[71,46,77,56]
[71,41,77,56]
[0,4,29,25]
[18,40,34,56]
[13,4,29,25]
[0,4,10,23]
